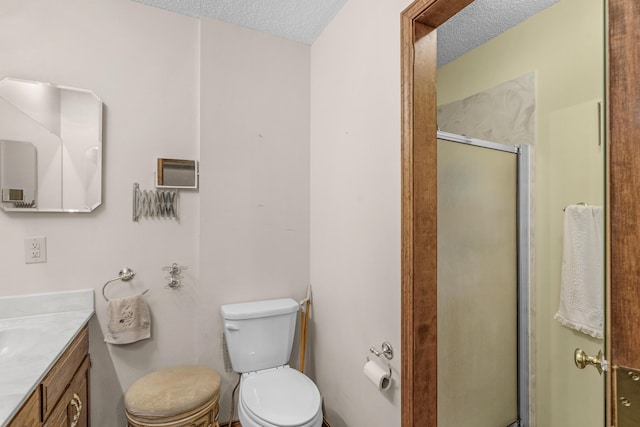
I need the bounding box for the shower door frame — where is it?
[437,130,531,427]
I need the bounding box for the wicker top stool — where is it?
[125,365,221,427]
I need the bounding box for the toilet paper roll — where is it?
[364,360,391,391]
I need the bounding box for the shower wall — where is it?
[437,72,535,146]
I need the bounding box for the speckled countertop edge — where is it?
[0,289,94,426]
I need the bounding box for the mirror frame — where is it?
[0,77,103,213]
[156,158,199,189]
[400,0,640,425]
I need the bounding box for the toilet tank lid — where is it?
[220,298,299,320]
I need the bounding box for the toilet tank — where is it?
[220,298,299,373]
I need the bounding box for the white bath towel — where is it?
[554,204,604,339]
[105,293,151,344]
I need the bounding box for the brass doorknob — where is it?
[574,348,605,375]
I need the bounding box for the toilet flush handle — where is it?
[225,322,240,332]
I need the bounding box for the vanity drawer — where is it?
[41,326,89,421]
[44,355,90,427]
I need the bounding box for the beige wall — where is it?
[198,16,311,421]
[309,0,408,425]
[436,0,605,425]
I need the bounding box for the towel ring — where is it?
[102,267,147,301]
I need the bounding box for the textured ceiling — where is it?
[131,0,558,57]
[131,0,347,44]
[437,0,559,67]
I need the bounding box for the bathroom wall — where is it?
[2,0,402,425]
[1,0,401,425]
[197,17,311,421]
[309,0,407,425]
[0,1,200,425]
[0,1,311,425]
[436,0,604,425]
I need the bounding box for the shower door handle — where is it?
[574,348,607,375]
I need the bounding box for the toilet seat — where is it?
[239,367,322,427]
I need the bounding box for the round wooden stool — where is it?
[125,365,221,427]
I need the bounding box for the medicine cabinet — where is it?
[156,158,198,189]
[0,78,103,212]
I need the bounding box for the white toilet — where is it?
[220,298,323,427]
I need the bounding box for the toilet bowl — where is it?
[238,367,322,427]
[220,298,323,427]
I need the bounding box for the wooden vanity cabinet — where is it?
[7,389,40,427]
[44,356,90,427]
[7,326,90,427]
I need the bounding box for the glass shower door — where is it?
[437,138,519,427]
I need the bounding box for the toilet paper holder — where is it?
[368,342,394,377]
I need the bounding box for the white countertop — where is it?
[0,289,94,426]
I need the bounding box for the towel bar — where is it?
[563,201,589,211]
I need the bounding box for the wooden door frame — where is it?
[401,0,640,426]
[400,2,473,426]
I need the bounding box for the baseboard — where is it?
[223,417,331,427]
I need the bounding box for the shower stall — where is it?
[436,131,531,427]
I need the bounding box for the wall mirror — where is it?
[401,0,607,425]
[156,158,198,189]
[0,78,103,212]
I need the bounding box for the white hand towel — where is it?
[554,204,604,339]
[104,293,151,344]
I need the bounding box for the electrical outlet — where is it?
[24,236,46,264]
